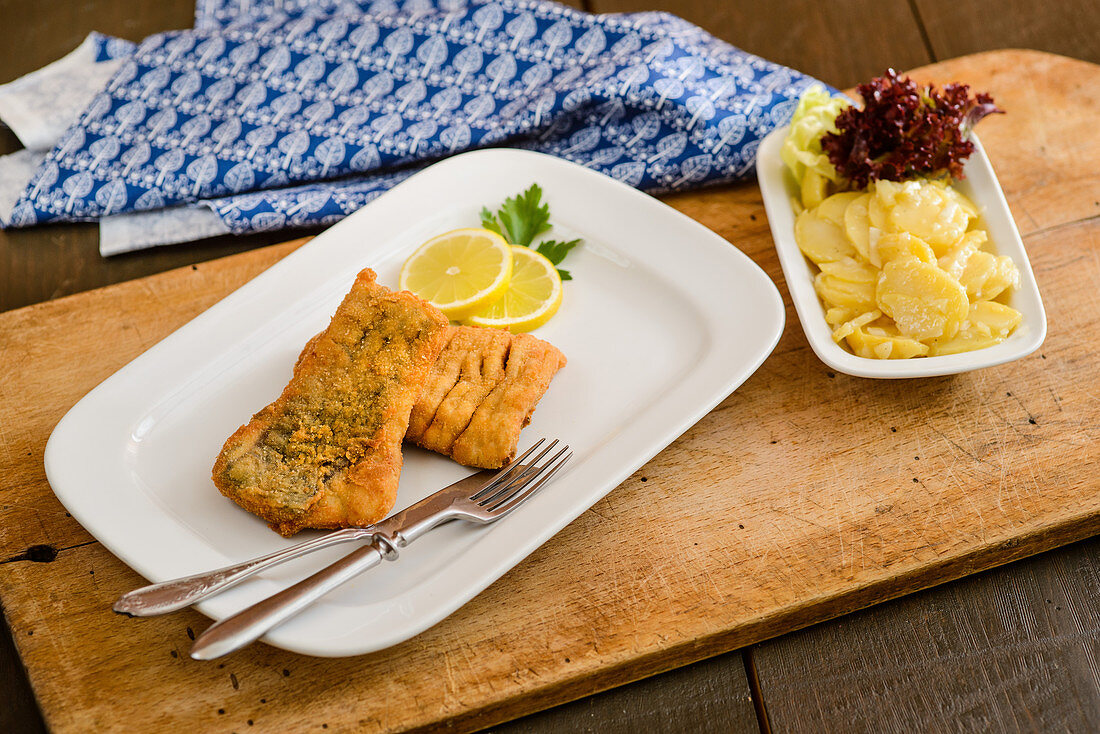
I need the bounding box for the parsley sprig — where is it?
[480,184,581,280]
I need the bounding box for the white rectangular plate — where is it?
[757,127,1046,378]
[45,149,784,657]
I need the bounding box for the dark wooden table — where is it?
[2,1,1098,731]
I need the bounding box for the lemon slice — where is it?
[465,246,562,333]
[399,228,513,320]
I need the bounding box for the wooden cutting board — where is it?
[2,50,1098,733]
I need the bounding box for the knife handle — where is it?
[113,527,370,617]
[190,538,394,660]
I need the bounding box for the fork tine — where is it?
[476,439,560,506]
[469,439,547,502]
[487,449,571,515]
[484,444,570,510]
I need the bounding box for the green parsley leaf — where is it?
[535,238,581,266]
[494,184,551,246]
[480,184,582,282]
[479,206,503,236]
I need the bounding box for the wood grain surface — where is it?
[0,0,192,84]
[486,649,759,733]
[0,50,1098,733]
[755,536,1100,731]
[588,0,933,88]
[914,0,1100,69]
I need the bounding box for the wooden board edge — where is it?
[0,237,311,321]
[419,510,1100,734]
[909,47,1095,74]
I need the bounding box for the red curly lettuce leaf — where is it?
[821,69,1002,188]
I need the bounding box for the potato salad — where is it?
[783,74,1020,359]
[797,179,1020,358]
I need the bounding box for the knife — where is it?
[113,468,498,617]
[187,440,568,659]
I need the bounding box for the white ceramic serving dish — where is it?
[44,149,785,657]
[757,126,1046,378]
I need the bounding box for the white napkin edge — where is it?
[0,34,122,152]
[0,35,236,253]
[99,205,231,256]
[0,148,233,253]
[0,149,45,224]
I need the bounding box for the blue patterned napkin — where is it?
[3,0,823,239]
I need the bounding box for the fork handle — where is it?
[190,540,390,660]
[113,527,369,617]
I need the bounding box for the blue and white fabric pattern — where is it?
[3,0,823,240]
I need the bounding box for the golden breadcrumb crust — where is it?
[406,325,566,468]
[212,269,448,536]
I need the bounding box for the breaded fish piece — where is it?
[406,325,566,468]
[212,269,448,536]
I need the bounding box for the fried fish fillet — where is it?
[406,325,567,468]
[212,269,448,536]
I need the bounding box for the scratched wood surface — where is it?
[0,50,1097,732]
[486,648,759,733]
[755,536,1100,731]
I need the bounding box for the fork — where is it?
[114,440,562,617]
[189,439,571,660]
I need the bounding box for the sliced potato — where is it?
[801,169,829,209]
[886,181,971,254]
[958,250,1021,301]
[944,184,980,218]
[875,257,969,340]
[815,191,863,228]
[984,254,1021,302]
[815,270,877,311]
[970,299,1024,335]
[845,323,930,359]
[825,306,856,327]
[818,258,878,284]
[875,232,937,266]
[868,193,890,232]
[937,230,988,280]
[831,309,881,342]
[927,301,1022,356]
[872,179,904,207]
[843,193,873,262]
[795,209,857,264]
